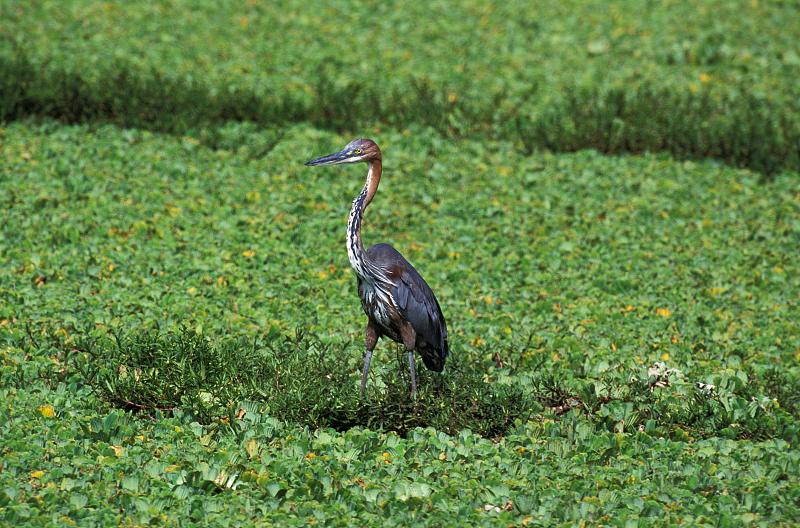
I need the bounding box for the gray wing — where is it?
[368,244,449,372]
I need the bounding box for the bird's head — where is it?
[304,138,381,167]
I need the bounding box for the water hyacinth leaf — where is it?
[121,476,140,492]
[1,14,800,521]
[69,494,88,509]
[266,482,282,497]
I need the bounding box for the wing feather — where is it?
[393,263,449,372]
[366,243,449,372]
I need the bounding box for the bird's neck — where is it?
[347,159,382,281]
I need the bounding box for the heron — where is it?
[305,139,448,398]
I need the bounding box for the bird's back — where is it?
[365,243,449,372]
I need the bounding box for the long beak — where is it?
[304,148,350,166]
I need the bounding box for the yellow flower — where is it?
[661,353,670,361]
[186,287,198,295]
[699,73,711,84]
[242,249,256,258]
[38,405,55,418]
[305,452,317,460]
[656,308,672,317]
[30,470,45,479]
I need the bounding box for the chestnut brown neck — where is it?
[364,158,382,209]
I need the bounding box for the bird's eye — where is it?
[354,149,362,155]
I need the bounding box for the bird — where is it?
[305,139,449,398]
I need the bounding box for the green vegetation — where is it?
[1,0,799,172]
[1,0,800,525]
[72,328,529,436]
[2,121,799,525]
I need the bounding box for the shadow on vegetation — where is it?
[9,325,798,441]
[1,47,798,175]
[68,328,531,438]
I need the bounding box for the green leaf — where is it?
[121,476,140,492]
[266,482,281,497]
[70,494,88,509]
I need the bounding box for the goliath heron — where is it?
[305,139,449,398]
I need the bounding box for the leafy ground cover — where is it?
[2,0,800,524]
[1,121,799,525]
[1,0,799,172]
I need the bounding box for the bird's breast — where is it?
[361,283,398,338]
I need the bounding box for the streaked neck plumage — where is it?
[347,158,382,283]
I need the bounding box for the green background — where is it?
[1,1,799,525]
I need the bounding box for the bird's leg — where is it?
[400,322,418,399]
[361,322,379,396]
[361,350,373,395]
[407,350,418,399]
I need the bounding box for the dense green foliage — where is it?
[2,0,800,525]
[2,121,799,525]
[71,328,529,437]
[1,0,799,172]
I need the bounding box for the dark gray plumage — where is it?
[305,138,449,397]
[365,243,448,372]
